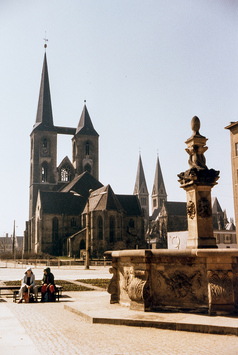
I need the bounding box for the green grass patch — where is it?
[4,280,93,292]
[76,278,110,289]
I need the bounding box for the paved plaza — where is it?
[0,264,238,354]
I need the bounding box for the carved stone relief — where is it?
[187,200,196,220]
[197,197,212,218]
[208,270,233,303]
[154,269,202,299]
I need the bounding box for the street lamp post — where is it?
[85,197,90,270]
[12,220,16,260]
[70,189,92,269]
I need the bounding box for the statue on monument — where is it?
[178,116,219,186]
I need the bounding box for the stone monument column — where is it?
[178,116,219,248]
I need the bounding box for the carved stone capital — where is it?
[128,277,147,301]
[208,270,233,304]
[108,267,119,304]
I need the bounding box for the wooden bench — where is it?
[0,285,20,297]
[0,285,62,302]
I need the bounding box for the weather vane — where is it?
[43,31,48,49]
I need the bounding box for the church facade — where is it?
[24,52,145,257]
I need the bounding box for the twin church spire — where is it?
[33,50,166,224]
[29,51,99,219]
[134,153,167,222]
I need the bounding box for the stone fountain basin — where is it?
[105,249,238,315]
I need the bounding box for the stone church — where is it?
[133,154,235,249]
[24,52,145,257]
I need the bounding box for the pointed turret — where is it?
[212,197,223,214]
[134,154,149,224]
[33,53,54,131]
[72,104,99,179]
[151,155,167,218]
[75,105,99,136]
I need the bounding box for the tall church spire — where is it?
[134,153,149,224]
[29,51,57,220]
[33,52,54,131]
[75,104,99,136]
[72,104,99,179]
[151,154,167,216]
[134,154,148,195]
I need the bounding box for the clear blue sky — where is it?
[0,0,238,237]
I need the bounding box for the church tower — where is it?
[133,154,149,224]
[29,52,57,220]
[72,104,99,179]
[151,155,167,217]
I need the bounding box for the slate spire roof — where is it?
[75,104,99,136]
[212,197,223,214]
[84,185,123,213]
[152,155,167,197]
[33,53,55,132]
[133,154,148,195]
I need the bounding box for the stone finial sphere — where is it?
[191,116,200,133]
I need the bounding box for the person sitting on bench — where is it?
[41,267,55,302]
[18,267,38,303]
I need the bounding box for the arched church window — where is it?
[109,216,115,243]
[41,163,48,182]
[79,239,86,251]
[84,163,91,173]
[98,216,103,240]
[85,142,90,156]
[141,197,146,206]
[41,138,50,156]
[61,165,71,182]
[129,218,135,228]
[43,138,48,148]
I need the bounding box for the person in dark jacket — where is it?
[41,267,55,302]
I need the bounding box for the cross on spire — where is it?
[43,31,48,49]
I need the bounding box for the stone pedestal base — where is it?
[184,184,217,249]
[105,249,238,316]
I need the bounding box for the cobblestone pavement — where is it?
[1,266,238,354]
[5,300,238,355]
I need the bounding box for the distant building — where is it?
[0,234,23,254]
[147,201,187,249]
[146,197,236,249]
